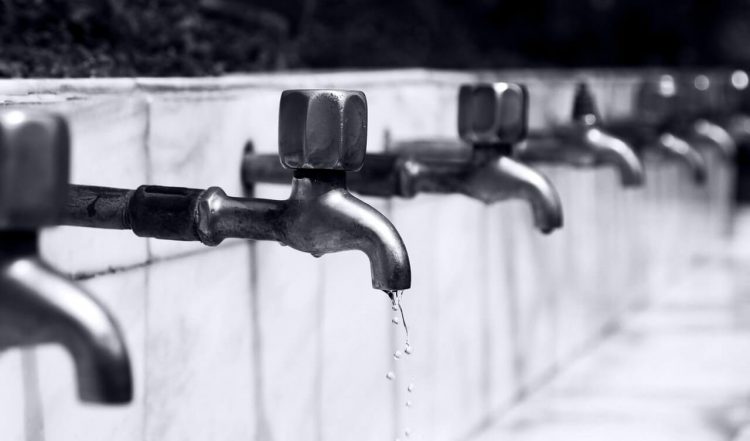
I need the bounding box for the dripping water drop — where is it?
[407,383,414,393]
[393,350,402,360]
[392,317,400,325]
[385,371,395,380]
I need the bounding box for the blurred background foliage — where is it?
[0,0,748,77]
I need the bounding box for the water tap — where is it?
[62,90,411,293]
[606,76,708,184]
[676,73,737,160]
[243,83,563,234]
[516,82,645,187]
[724,70,750,144]
[0,110,133,404]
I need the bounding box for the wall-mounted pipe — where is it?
[61,90,412,294]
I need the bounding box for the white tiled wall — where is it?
[0,70,730,441]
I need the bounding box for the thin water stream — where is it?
[384,290,414,440]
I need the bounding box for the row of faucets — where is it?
[0,71,745,407]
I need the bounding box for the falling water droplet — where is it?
[392,304,398,311]
[311,252,322,258]
[404,344,413,355]
[407,383,414,392]
[393,350,402,360]
[392,317,400,325]
[405,400,413,407]
[386,371,395,380]
[405,428,412,437]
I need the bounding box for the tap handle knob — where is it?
[278,89,367,171]
[571,82,600,123]
[0,110,70,229]
[686,74,722,117]
[636,75,679,126]
[458,82,528,145]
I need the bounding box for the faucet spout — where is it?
[194,170,411,291]
[284,170,411,291]
[464,154,563,233]
[583,126,645,187]
[692,119,737,160]
[656,133,708,184]
[0,233,132,404]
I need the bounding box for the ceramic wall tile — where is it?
[252,179,324,441]
[0,349,30,441]
[144,245,256,441]
[389,195,487,441]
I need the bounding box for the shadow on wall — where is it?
[1,0,750,77]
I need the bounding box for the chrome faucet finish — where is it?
[62,90,411,292]
[0,110,133,404]
[243,83,564,234]
[516,83,645,187]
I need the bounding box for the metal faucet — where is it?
[515,82,645,187]
[243,83,564,234]
[61,90,411,294]
[605,76,708,184]
[723,70,750,145]
[657,73,738,161]
[0,110,133,404]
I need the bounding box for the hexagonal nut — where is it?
[458,83,528,145]
[0,110,70,229]
[278,89,367,171]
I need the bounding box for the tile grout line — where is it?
[140,87,152,441]
[21,349,45,441]
[479,208,492,414]
[314,257,326,441]
[69,241,247,281]
[248,242,272,441]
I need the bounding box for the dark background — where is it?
[1,0,748,77]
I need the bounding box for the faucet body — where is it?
[63,176,411,291]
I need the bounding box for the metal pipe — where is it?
[62,176,412,291]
